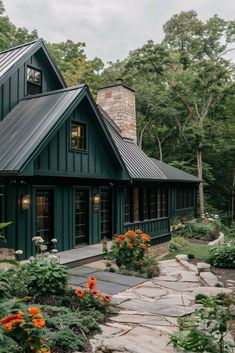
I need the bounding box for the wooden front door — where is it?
[36,190,54,245]
[74,190,89,245]
[101,190,112,239]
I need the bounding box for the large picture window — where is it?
[176,187,194,209]
[71,123,86,150]
[123,186,168,224]
[27,67,42,95]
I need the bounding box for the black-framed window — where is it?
[161,188,167,217]
[133,188,140,222]
[143,188,149,220]
[176,187,194,209]
[149,189,157,219]
[27,67,42,95]
[71,122,86,150]
[0,186,4,223]
[36,190,54,245]
[124,188,131,223]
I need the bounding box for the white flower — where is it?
[51,249,58,253]
[39,244,47,251]
[32,236,44,243]
[15,249,23,255]
[51,238,57,243]
[29,256,35,261]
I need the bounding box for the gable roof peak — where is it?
[0,39,39,55]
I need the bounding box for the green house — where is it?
[0,39,200,259]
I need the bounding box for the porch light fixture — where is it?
[92,194,101,206]
[21,194,31,210]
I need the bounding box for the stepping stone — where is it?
[190,286,233,297]
[119,299,194,317]
[134,287,167,298]
[68,266,99,276]
[153,280,199,291]
[156,296,191,306]
[176,254,188,261]
[180,271,199,282]
[110,314,157,324]
[200,272,219,287]
[197,262,211,272]
[156,276,178,282]
[69,275,87,286]
[91,271,146,286]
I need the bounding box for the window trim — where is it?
[70,121,88,153]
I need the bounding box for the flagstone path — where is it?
[88,259,233,353]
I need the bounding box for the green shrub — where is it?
[51,327,85,351]
[171,296,234,353]
[4,266,31,298]
[208,246,235,268]
[25,258,69,296]
[169,236,188,251]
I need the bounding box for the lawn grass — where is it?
[162,242,211,261]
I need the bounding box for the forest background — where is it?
[0,0,234,222]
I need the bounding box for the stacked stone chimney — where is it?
[96,79,137,143]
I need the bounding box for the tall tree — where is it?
[124,11,235,215]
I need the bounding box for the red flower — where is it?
[86,281,96,290]
[91,289,100,296]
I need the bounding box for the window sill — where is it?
[69,148,88,154]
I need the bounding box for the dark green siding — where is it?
[0,49,63,122]
[34,100,124,180]
[170,183,197,218]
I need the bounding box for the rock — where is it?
[180,260,198,273]
[176,254,189,261]
[110,314,157,324]
[134,286,167,298]
[180,271,199,283]
[197,262,211,272]
[208,232,224,246]
[153,280,199,291]
[156,275,178,282]
[200,271,219,287]
[190,286,233,297]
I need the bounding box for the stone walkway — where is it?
[90,259,233,353]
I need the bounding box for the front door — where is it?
[36,190,54,246]
[74,190,89,246]
[101,190,112,239]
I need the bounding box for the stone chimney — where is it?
[96,79,137,143]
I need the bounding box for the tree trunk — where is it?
[196,145,204,215]
[156,134,163,161]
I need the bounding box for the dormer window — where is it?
[71,122,86,150]
[27,67,42,95]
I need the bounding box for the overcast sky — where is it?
[3,0,235,63]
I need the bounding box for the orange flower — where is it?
[141,235,151,241]
[32,318,46,328]
[135,229,142,234]
[125,230,136,237]
[117,235,126,241]
[100,295,111,303]
[75,288,85,298]
[131,236,138,242]
[86,281,96,290]
[88,277,97,282]
[27,307,41,317]
[126,242,133,249]
[91,289,100,296]
[1,313,23,325]
[115,238,122,243]
[139,243,147,249]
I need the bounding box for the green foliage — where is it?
[51,327,85,351]
[208,245,235,268]
[171,296,235,353]
[163,242,211,261]
[0,270,10,299]
[169,236,188,251]
[3,266,30,298]
[25,259,69,296]
[0,222,12,242]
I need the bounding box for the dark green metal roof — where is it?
[151,158,201,182]
[0,39,66,87]
[0,86,85,173]
[99,107,167,180]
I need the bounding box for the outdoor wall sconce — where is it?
[92,194,101,212]
[21,195,31,210]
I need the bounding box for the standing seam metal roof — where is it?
[0,41,37,78]
[0,86,84,172]
[99,107,167,180]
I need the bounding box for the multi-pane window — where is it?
[149,190,157,219]
[133,188,140,222]
[71,123,86,150]
[124,188,131,223]
[176,187,194,209]
[143,189,149,220]
[27,67,42,95]
[0,186,4,223]
[161,188,167,217]
[75,190,89,245]
[101,190,111,239]
[157,189,161,218]
[36,190,54,245]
